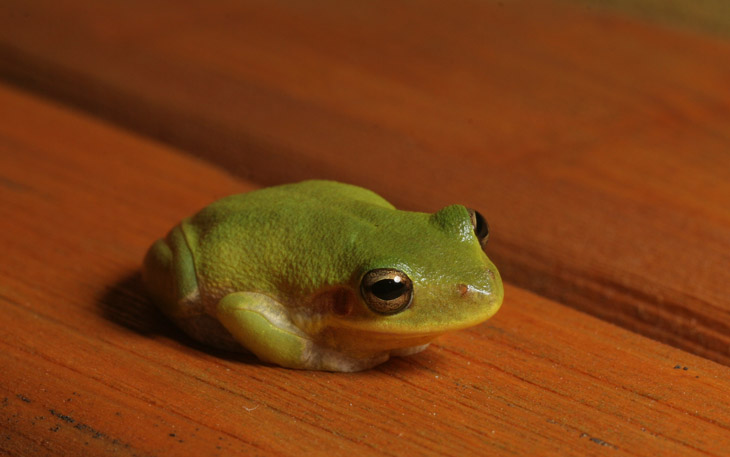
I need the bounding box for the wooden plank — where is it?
[2,0,730,364]
[1,84,730,456]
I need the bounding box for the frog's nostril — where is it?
[458,284,469,297]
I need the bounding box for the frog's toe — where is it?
[306,349,390,372]
[390,343,430,357]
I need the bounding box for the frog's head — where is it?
[320,204,503,352]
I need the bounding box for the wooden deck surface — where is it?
[2,0,730,455]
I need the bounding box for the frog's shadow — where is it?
[98,271,258,365]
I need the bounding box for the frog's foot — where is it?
[216,292,387,372]
[390,343,430,357]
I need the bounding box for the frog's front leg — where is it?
[216,292,387,372]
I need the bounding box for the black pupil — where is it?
[474,210,488,240]
[371,278,407,301]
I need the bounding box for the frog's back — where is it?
[182,180,396,300]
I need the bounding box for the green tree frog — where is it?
[143,180,503,371]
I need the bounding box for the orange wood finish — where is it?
[2,82,729,457]
[2,0,730,455]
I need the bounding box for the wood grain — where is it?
[2,0,730,364]
[2,83,730,456]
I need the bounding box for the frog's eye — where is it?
[468,208,489,248]
[360,269,413,315]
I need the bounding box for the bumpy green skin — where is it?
[143,180,503,371]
